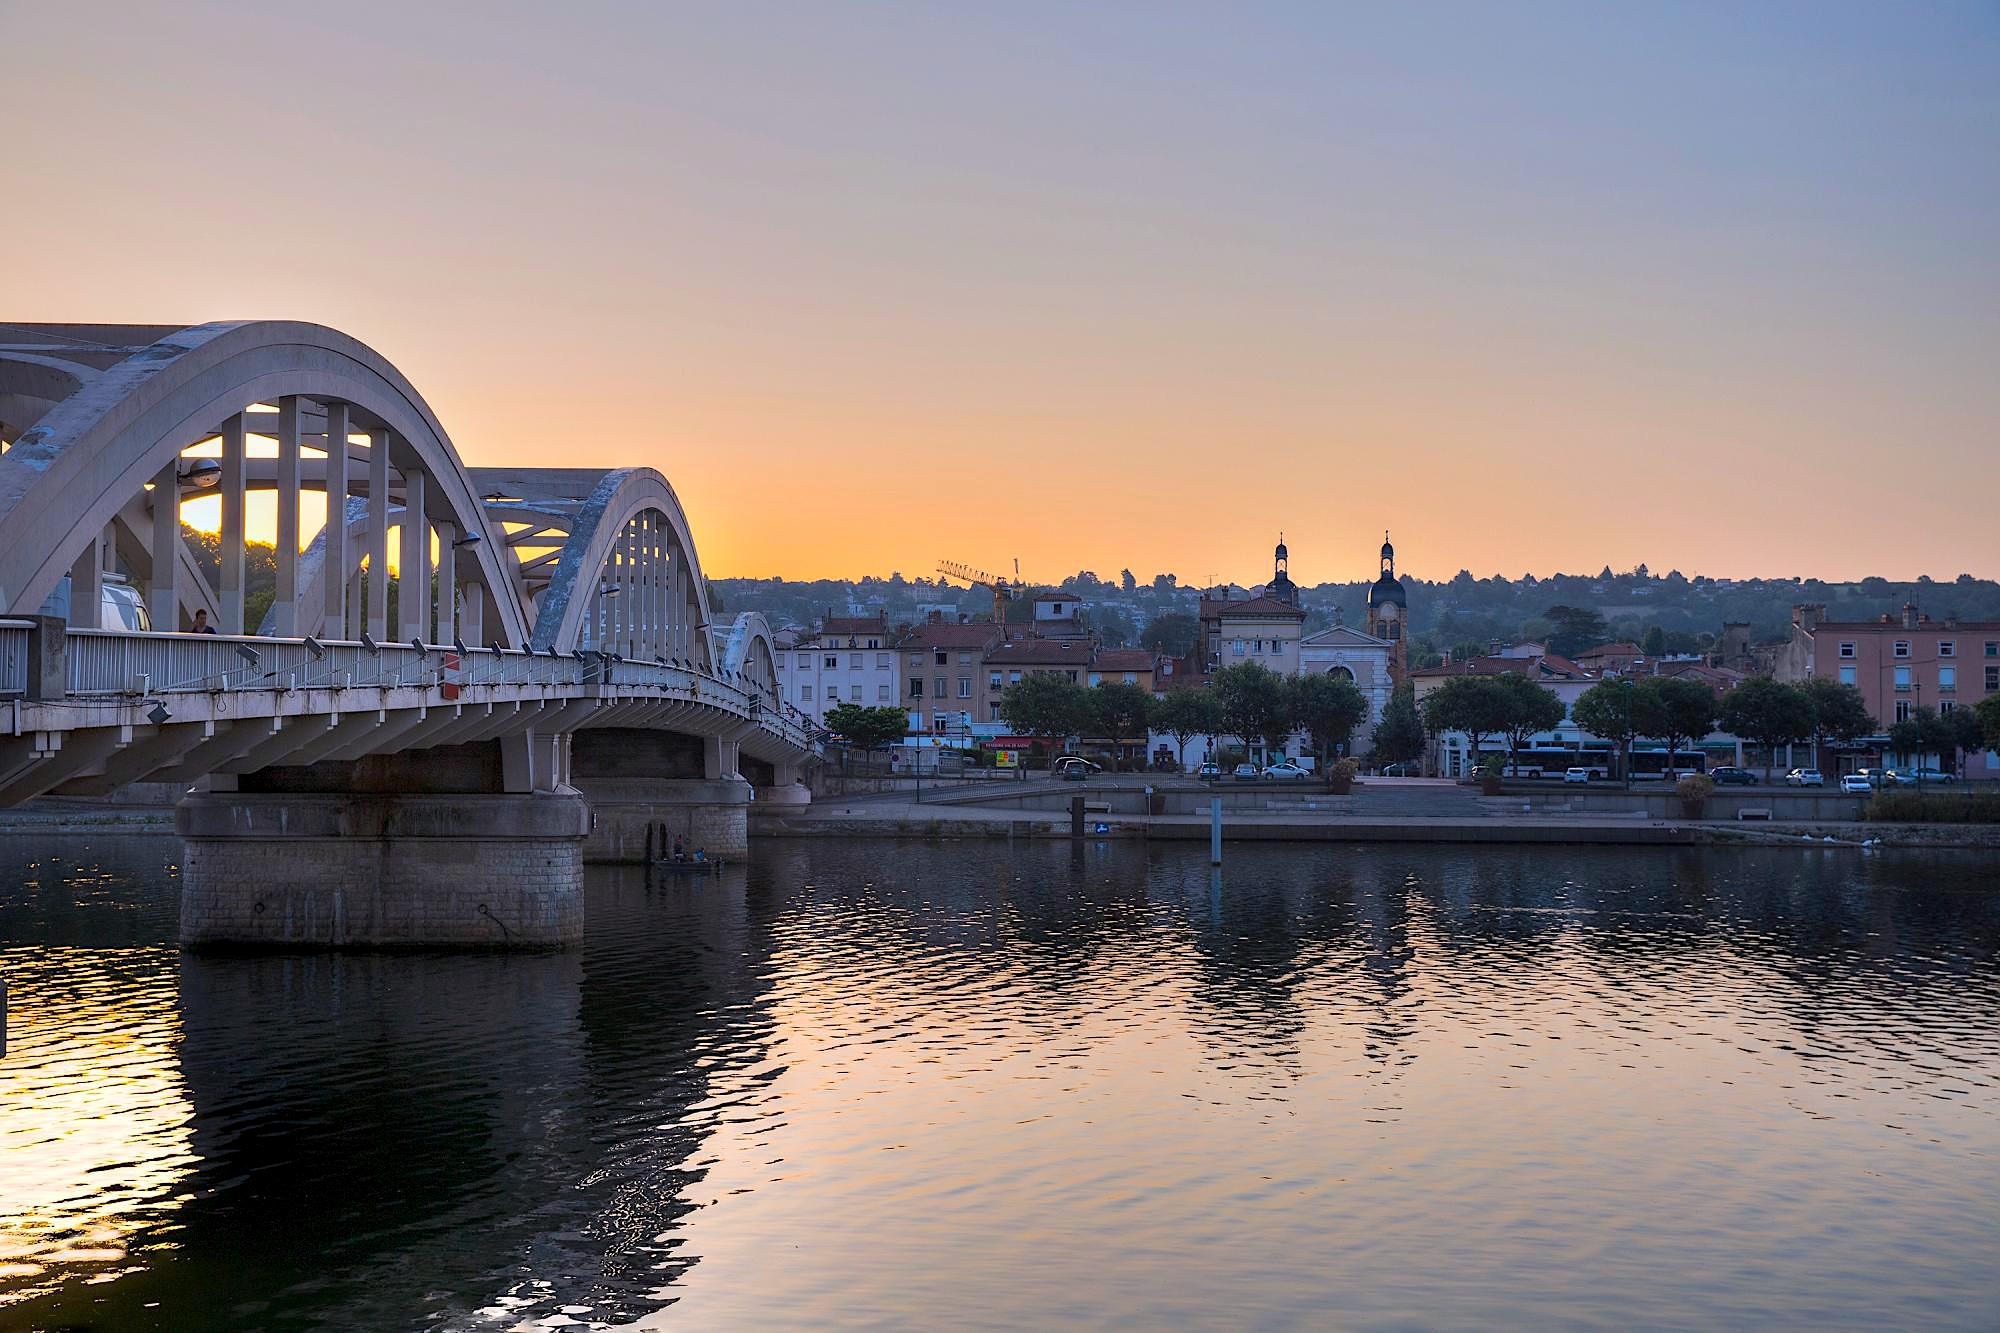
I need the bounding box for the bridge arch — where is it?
[0,321,529,645]
[717,612,780,700]
[482,467,716,667]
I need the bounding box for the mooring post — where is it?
[1210,796,1223,864]
[1071,794,1085,839]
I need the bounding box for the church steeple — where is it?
[1268,532,1297,607]
[1380,530,1395,577]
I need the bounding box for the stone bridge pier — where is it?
[177,734,588,949]
[569,729,752,863]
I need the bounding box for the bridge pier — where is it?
[177,741,589,949]
[569,729,751,863]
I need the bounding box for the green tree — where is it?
[1801,677,1874,769]
[1717,677,1814,782]
[1938,707,1985,778]
[823,702,908,754]
[1420,675,1515,773]
[1572,678,1642,786]
[1154,688,1222,771]
[1640,625,1667,656]
[1214,661,1294,759]
[1140,611,1200,658]
[1492,673,1566,775]
[1291,672,1370,767]
[1632,677,1718,770]
[1091,680,1153,744]
[1095,607,1137,648]
[1544,605,1609,657]
[1976,693,2000,754]
[999,673,1092,751]
[1371,683,1427,765]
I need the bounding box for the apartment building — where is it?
[897,619,1007,734]
[772,613,897,724]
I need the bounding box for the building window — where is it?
[1895,666,1911,691]
[909,679,923,697]
[934,676,947,698]
[1940,640,1956,658]
[1940,666,1956,691]
[958,677,972,698]
[1009,671,1022,685]
[959,652,972,665]
[1232,639,1245,656]
[1894,641,1911,659]
[801,685,814,701]
[824,685,838,701]
[935,651,948,666]
[850,653,863,669]
[877,653,891,668]
[1123,672,1137,684]
[867,638,880,649]
[1895,700,1912,722]
[877,684,890,701]
[824,655,838,669]
[1987,641,1998,658]
[988,671,1002,690]
[1940,699,1957,715]
[989,705,1002,721]
[1838,665,1856,686]
[1989,665,2000,691]
[1838,641,1856,659]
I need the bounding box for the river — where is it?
[2,836,1996,1330]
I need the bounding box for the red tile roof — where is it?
[1198,595,1306,621]
[893,622,1007,650]
[820,614,889,637]
[986,638,1095,667]
[1092,648,1157,672]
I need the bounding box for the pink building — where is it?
[1775,603,2000,775]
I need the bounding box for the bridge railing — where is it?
[57,630,814,750]
[0,619,30,697]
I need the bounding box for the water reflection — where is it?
[0,838,1995,1330]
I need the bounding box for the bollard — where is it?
[1210,796,1222,865]
[1071,794,1085,840]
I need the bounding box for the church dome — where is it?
[1367,570,1406,609]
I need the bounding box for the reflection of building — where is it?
[1364,532,1409,684]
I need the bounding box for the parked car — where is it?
[1058,761,1089,781]
[1231,763,1261,782]
[1905,769,1956,785]
[1261,761,1311,781]
[1881,769,1919,788]
[1377,762,1418,777]
[1709,766,1758,786]
[1563,767,1592,784]
[1785,769,1825,787]
[1196,762,1220,780]
[1839,774,1874,794]
[1853,768,1891,788]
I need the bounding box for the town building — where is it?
[1774,602,2000,776]
[772,612,896,724]
[981,637,1096,723]
[896,617,1008,735]
[1410,648,1600,778]
[1364,532,1410,684]
[1088,647,1159,690]
[1298,620,1397,751]
[1031,593,1091,639]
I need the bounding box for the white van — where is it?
[35,573,151,631]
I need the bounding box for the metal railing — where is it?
[0,619,30,697]
[55,629,815,751]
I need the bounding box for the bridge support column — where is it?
[177,788,588,949]
[567,730,750,863]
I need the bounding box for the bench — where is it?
[1083,800,1114,815]
[1736,807,1773,821]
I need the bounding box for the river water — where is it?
[1,836,1996,1330]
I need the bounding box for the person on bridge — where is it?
[191,609,218,634]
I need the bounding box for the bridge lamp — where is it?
[361,632,381,654]
[177,458,222,490]
[454,636,468,657]
[452,530,483,549]
[409,637,425,656]
[303,636,327,661]
[234,644,261,667]
[146,701,171,725]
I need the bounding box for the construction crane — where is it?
[936,559,1021,625]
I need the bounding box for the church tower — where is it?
[1267,533,1298,608]
[1365,531,1408,683]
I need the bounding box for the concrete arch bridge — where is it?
[0,321,818,947]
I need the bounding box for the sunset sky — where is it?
[6,2,1995,584]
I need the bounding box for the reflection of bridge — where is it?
[0,321,818,946]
